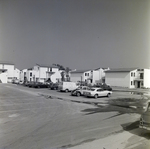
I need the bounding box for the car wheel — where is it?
[107,93,111,97]
[65,89,69,93]
[94,94,98,99]
[76,92,81,97]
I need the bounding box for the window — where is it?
[50,68,52,72]
[131,81,133,85]
[30,72,32,77]
[131,72,133,77]
[97,89,103,92]
[134,73,135,77]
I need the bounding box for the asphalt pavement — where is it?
[0,84,149,149]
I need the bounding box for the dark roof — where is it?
[36,64,58,68]
[105,68,138,73]
[71,69,91,73]
[0,62,15,65]
[27,67,33,70]
[94,67,109,71]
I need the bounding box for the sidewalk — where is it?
[68,130,145,149]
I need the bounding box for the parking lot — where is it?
[0,83,150,149]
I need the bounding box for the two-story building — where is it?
[20,69,28,83]
[70,68,109,85]
[105,68,150,88]
[0,63,15,83]
[33,64,61,83]
[20,64,63,83]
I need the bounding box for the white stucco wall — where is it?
[20,69,27,82]
[0,64,15,82]
[26,70,35,82]
[83,71,92,82]
[14,68,20,80]
[0,71,8,83]
[51,71,62,83]
[39,67,47,82]
[129,70,137,88]
[93,69,105,84]
[105,72,130,88]
[70,73,82,82]
[144,69,150,88]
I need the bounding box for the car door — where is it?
[96,89,103,97]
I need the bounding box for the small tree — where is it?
[61,71,65,81]
[65,67,70,81]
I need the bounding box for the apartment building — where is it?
[105,68,150,88]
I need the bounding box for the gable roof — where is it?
[105,68,138,73]
[0,62,15,65]
[94,67,109,71]
[27,67,33,70]
[36,64,58,68]
[71,69,91,73]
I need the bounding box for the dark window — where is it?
[131,72,133,77]
[50,68,52,72]
[140,73,143,79]
[131,81,133,85]
[30,72,32,77]
[97,89,103,92]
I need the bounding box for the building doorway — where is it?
[137,81,140,88]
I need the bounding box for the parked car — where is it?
[19,81,24,85]
[24,81,30,86]
[49,83,59,90]
[83,87,112,98]
[12,79,19,84]
[58,81,79,92]
[71,86,91,96]
[28,82,35,87]
[139,100,150,130]
[93,83,112,91]
[28,82,48,88]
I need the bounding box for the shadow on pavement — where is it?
[121,121,150,140]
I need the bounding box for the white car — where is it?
[71,86,91,96]
[83,87,112,98]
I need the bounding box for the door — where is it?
[137,81,140,88]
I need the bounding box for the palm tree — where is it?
[65,67,70,81]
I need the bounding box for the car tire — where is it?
[107,93,111,97]
[65,89,69,93]
[76,92,81,97]
[94,94,98,99]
